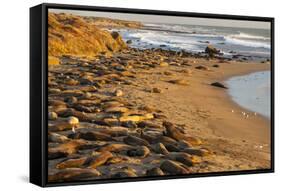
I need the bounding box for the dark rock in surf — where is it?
[210,82,228,89]
[126,39,132,44]
[205,45,220,57]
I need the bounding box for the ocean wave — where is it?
[224,35,270,49]
[118,25,271,57]
[228,32,270,41]
[124,30,202,51]
[144,23,212,34]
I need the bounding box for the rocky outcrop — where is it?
[205,45,221,57]
[48,13,127,58]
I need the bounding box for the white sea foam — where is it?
[224,35,270,49]
[116,23,270,60]
[228,32,270,41]
[123,30,202,51]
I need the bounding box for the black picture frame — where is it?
[30,3,275,187]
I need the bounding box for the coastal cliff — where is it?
[48,13,128,58]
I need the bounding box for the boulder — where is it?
[126,39,132,44]
[205,45,220,57]
[210,82,228,89]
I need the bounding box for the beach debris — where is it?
[210,82,228,89]
[212,64,220,68]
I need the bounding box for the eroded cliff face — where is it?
[48,13,128,58]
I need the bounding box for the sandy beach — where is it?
[47,12,271,182]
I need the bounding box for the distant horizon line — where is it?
[49,9,270,30]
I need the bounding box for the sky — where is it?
[49,8,270,29]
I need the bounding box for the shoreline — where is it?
[122,54,271,171]
[208,64,270,142]
[189,60,271,170]
[224,70,270,119]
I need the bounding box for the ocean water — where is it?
[225,71,271,118]
[116,23,271,61]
